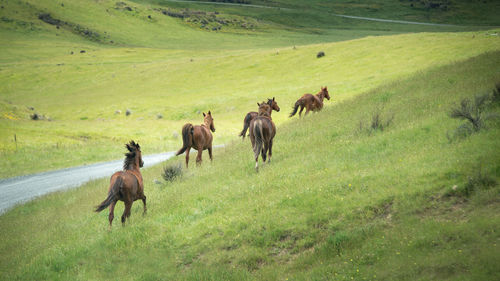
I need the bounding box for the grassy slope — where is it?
[1,0,498,178]
[0,50,498,280]
[244,0,500,26]
[2,30,500,177]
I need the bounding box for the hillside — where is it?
[0,49,499,280]
[1,0,498,178]
[1,0,500,279]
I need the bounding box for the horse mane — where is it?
[123,140,140,170]
[258,102,271,117]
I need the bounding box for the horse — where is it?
[289,86,330,117]
[95,140,146,228]
[249,102,276,171]
[176,111,215,168]
[239,97,280,139]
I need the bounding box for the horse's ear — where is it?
[126,143,133,152]
[257,102,260,106]
[208,110,211,115]
[203,112,206,117]
[127,140,137,151]
[273,97,275,101]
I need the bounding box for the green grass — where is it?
[155,0,500,28]
[2,29,499,177]
[1,0,500,279]
[1,49,499,280]
[1,0,498,178]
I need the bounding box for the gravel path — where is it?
[0,151,176,214]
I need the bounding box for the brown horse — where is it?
[249,103,276,171]
[176,111,215,168]
[95,140,146,228]
[289,86,330,117]
[239,97,280,139]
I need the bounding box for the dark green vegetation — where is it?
[1,0,500,279]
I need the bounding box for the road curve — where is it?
[0,151,177,215]
[160,0,463,27]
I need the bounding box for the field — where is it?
[1,0,500,280]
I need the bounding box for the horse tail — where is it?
[95,177,122,212]
[176,123,193,156]
[289,100,302,117]
[253,119,264,159]
[239,113,254,138]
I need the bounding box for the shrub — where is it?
[447,92,498,141]
[492,82,500,104]
[358,109,394,135]
[162,163,182,182]
[449,93,490,132]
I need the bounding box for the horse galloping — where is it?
[239,97,280,139]
[289,86,330,118]
[176,111,215,168]
[95,140,146,228]
[249,102,276,171]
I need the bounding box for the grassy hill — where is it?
[1,0,500,279]
[1,1,499,178]
[0,49,499,280]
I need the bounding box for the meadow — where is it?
[1,0,498,177]
[1,0,500,280]
[1,50,499,280]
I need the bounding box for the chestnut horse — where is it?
[95,141,146,228]
[249,103,276,171]
[289,86,330,117]
[176,111,215,167]
[239,97,280,139]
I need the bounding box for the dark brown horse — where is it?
[239,97,280,139]
[249,103,276,171]
[95,141,146,228]
[176,111,215,168]
[289,86,330,117]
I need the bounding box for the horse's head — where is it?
[321,86,330,100]
[267,97,280,112]
[125,140,144,169]
[203,111,215,132]
[257,102,272,117]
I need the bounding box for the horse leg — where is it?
[185,147,191,168]
[299,105,304,117]
[268,139,273,163]
[208,146,213,162]
[142,195,147,215]
[122,200,132,226]
[108,201,117,230]
[305,105,311,116]
[254,144,261,172]
[262,141,268,163]
[196,145,203,166]
[255,153,259,172]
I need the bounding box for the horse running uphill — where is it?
[239,97,280,139]
[289,86,330,118]
[249,102,276,171]
[176,111,215,168]
[95,140,146,228]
